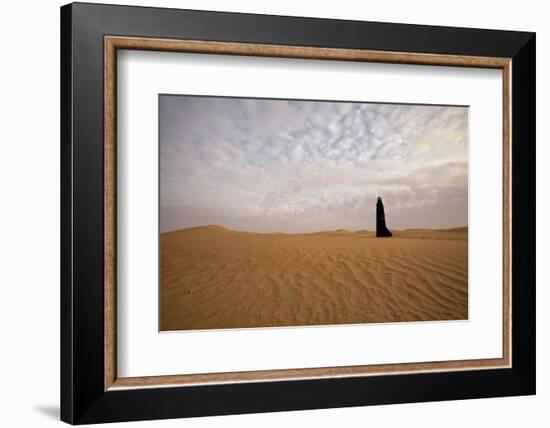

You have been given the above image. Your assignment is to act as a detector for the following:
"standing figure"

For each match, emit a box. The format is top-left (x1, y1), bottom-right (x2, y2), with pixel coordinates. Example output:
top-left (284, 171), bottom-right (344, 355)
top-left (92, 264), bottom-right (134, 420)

top-left (376, 197), bottom-right (392, 238)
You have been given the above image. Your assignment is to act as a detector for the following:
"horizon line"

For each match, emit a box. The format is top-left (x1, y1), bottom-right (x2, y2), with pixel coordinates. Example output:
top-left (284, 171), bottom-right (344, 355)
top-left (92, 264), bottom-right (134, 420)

top-left (161, 224), bottom-right (468, 235)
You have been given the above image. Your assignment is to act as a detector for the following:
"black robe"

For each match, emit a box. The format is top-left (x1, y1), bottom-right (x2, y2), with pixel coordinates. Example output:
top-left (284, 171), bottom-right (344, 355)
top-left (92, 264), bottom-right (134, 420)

top-left (376, 197), bottom-right (392, 238)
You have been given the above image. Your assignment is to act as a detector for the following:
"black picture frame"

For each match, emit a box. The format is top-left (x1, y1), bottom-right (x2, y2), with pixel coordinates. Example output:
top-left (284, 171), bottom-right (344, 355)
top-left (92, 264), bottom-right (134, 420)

top-left (61, 2), bottom-right (535, 424)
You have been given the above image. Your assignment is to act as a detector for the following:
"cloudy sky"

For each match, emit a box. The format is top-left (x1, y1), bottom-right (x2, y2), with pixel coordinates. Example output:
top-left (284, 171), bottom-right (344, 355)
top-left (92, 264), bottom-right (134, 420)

top-left (160, 95), bottom-right (468, 233)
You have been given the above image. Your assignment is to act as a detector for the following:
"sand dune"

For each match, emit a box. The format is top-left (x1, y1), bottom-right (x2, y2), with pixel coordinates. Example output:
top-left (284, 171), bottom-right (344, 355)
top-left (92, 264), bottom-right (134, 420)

top-left (160, 226), bottom-right (468, 331)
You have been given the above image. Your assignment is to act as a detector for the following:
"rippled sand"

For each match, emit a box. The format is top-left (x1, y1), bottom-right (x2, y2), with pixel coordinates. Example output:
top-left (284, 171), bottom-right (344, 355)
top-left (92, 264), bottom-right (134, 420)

top-left (160, 225), bottom-right (468, 331)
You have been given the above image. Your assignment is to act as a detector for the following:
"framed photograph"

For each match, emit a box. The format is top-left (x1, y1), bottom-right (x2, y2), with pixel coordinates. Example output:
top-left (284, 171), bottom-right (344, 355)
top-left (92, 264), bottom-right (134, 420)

top-left (60, 2), bottom-right (535, 424)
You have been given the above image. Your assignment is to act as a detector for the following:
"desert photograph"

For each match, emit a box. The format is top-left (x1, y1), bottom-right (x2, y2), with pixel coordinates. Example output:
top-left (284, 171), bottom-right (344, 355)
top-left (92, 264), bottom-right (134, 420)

top-left (159, 95), bottom-right (468, 331)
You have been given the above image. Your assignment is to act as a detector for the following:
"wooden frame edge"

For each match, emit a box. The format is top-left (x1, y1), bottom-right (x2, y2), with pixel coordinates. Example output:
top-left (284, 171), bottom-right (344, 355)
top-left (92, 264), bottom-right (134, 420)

top-left (502, 61), bottom-right (512, 368)
top-left (103, 35), bottom-right (512, 391)
top-left (104, 36), bottom-right (117, 390)
top-left (110, 357), bottom-right (508, 390)
top-left (105, 35), bottom-right (511, 68)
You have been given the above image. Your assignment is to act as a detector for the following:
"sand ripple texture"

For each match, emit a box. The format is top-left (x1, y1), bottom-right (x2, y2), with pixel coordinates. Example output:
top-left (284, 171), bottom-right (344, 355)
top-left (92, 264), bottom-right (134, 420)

top-left (160, 226), bottom-right (468, 331)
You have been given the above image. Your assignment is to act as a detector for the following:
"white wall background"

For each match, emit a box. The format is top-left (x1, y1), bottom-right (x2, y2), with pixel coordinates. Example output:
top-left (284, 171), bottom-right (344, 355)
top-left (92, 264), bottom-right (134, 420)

top-left (0, 0), bottom-right (546, 426)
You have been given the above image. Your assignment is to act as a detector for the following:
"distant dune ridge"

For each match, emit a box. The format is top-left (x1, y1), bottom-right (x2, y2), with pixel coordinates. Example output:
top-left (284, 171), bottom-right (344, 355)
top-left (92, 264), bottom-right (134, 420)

top-left (160, 225), bottom-right (468, 331)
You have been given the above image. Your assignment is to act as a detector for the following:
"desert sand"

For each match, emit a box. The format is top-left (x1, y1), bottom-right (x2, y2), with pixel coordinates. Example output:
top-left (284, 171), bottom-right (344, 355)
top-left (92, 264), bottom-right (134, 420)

top-left (160, 226), bottom-right (468, 331)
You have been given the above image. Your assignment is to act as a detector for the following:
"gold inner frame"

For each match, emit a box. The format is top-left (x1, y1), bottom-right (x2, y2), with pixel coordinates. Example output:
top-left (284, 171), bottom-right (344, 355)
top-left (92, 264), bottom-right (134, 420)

top-left (104, 35), bottom-right (512, 391)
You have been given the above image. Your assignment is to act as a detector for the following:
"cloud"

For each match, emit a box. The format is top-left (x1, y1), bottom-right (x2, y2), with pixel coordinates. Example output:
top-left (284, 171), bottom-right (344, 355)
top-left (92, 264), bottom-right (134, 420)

top-left (160, 96), bottom-right (468, 232)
